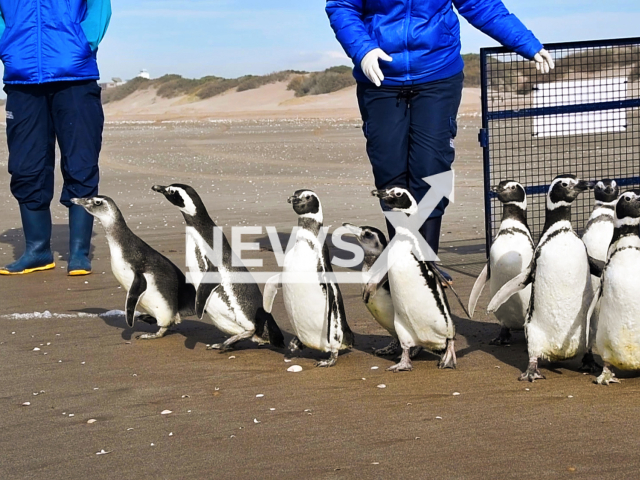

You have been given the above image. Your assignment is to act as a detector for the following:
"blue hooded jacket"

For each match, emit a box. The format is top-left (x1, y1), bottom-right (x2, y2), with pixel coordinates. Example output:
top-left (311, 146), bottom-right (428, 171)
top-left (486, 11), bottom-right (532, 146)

top-left (326, 0), bottom-right (543, 86)
top-left (0, 0), bottom-right (112, 84)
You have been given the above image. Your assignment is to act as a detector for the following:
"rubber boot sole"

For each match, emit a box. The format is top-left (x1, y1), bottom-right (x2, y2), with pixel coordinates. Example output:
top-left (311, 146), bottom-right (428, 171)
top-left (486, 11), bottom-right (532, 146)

top-left (0, 262), bottom-right (56, 275)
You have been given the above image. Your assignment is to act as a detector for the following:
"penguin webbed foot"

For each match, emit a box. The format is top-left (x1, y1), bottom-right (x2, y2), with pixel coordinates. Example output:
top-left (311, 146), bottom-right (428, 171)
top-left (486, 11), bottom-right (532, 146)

top-left (386, 347), bottom-right (413, 372)
top-left (438, 339), bottom-right (457, 369)
top-left (579, 351), bottom-right (603, 374)
top-left (595, 364), bottom-right (620, 385)
top-left (373, 338), bottom-right (399, 356)
top-left (207, 331), bottom-right (255, 352)
top-left (315, 351), bottom-right (338, 368)
top-left (285, 337), bottom-right (304, 359)
top-left (519, 360), bottom-right (545, 382)
top-left (136, 326), bottom-right (169, 340)
top-left (489, 327), bottom-right (512, 346)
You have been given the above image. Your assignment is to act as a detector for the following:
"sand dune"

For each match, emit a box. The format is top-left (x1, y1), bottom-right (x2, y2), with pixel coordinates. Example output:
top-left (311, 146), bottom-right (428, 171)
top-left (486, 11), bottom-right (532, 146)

top-left (103, 81), bottom-right (481, 121)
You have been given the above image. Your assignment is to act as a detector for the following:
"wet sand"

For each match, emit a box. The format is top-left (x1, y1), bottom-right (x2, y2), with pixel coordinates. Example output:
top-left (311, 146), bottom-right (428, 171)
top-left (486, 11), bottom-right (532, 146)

top-left (1, 115), bottom-right (639, 479)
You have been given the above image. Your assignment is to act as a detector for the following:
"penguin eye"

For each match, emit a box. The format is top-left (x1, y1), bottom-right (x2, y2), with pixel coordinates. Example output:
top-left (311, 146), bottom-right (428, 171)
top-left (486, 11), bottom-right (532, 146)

top-left (394, 191), bottom-right (402, 197)
top-left (94, 199), bottom-right (103, 206)
top-left (561, 182), bottom-right (568, 188)
top-left (364, 231), bottom-right (373, 239)
top-left (625, 196), bottom-right (632, 202)
top-left (510, 185), bottom-right (516, 190)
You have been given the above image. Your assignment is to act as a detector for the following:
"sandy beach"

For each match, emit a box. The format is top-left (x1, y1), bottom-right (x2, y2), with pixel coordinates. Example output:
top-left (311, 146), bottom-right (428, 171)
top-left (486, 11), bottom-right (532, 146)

top-left (1, 85), bottom-right (639, 479)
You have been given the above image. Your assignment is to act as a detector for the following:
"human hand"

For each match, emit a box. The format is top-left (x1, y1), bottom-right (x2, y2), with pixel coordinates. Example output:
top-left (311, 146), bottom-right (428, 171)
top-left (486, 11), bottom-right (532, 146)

top-left (533, 49), bottom-right (555, 74)
top-left (361, 48), bottom-right (393, 87)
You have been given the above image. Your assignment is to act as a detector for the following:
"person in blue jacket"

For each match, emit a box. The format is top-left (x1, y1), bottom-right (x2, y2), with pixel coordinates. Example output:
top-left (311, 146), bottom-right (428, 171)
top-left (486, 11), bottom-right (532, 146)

top-left (0, 0), bottom-right (111, 276)
top-left (326, 0), bottom-right (553, 283)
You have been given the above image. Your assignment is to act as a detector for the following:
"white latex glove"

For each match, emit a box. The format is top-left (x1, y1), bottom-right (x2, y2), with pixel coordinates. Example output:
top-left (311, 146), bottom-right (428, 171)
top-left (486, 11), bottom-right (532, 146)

top-left (361, 48), bottom-right (393, 87)
top-left (534, 49), bottom-right (555, 74)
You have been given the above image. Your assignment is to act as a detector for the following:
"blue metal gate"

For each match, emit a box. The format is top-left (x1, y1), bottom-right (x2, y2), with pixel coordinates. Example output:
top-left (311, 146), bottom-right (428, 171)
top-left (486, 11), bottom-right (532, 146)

top-left (480, 37), bottom-right (640, 254)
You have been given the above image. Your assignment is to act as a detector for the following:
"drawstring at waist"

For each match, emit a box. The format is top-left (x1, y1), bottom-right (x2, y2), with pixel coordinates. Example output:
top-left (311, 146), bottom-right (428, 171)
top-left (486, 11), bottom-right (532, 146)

top-left (396, 89), bottom-right (418, 108)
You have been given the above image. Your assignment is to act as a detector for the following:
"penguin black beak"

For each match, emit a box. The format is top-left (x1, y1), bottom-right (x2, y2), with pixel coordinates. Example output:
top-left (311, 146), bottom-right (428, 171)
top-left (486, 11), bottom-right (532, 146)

top-left (287, 195), bottom-right (300, 205)
top-left (371, 189), bottom-right (387, 199)
top-left (152, 185), bottom-right (167, 194)
top-left (342, 223), bottom-right (363, 236)
top-left (490, 186), bottom-right (500, 194)
top-left (576, 180), bottom-right (595, 192)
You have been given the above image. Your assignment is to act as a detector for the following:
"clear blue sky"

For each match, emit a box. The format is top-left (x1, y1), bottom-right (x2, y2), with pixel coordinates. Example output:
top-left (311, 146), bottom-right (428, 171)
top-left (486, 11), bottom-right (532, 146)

top-left (94, 0), bottom-right (640, 81)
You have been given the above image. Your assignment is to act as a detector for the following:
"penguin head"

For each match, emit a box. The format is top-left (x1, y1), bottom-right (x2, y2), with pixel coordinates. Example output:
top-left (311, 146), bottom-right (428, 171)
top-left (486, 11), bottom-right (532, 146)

top-left (594, 179), bottom-right (619, 203)
top-left (615, 190), bottom-right (640, 227)
top-left (371, 187), bottom-right (417, 214)
top-left (152, 184), bottom-right (202, 217)
top-left (71, 196), bottom-right (119, 224)
top-left (547, 175), bottom-right (594, 210)
top-left (342, 223), bottom-right (388, 256)
top-left (492, 180), bottom-right (526, 207)
top-left (288, 190), bottom-right (322, 219)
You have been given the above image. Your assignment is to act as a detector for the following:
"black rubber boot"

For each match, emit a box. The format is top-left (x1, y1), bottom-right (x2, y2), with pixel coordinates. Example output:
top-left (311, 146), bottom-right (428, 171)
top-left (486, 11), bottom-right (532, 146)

top-left (419, 216), bottom-right (453, 286)
top-left (0, 205), bottom-right (54, 275)
top-left (68, 204), bottom-right (93, 275)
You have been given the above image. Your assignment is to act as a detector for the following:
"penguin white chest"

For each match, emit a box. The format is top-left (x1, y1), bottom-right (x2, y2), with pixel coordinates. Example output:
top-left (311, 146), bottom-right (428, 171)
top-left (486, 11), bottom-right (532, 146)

top-left (596, 241), bottom-right (640, 370)
top-left (490, 231), bottom-right (533, 330)
top-left (282, 241), bottom-right (331, 352)
top-left (387, 239), bottom-right (451, 351)
top-left (526, 231), bottom-right (592, 361)
top-left (109, 243), bottom-right (135, 290)
top-left (582, 219), bottom-right (614, 262)
top-left (365, 287), bottom-right (395, 335)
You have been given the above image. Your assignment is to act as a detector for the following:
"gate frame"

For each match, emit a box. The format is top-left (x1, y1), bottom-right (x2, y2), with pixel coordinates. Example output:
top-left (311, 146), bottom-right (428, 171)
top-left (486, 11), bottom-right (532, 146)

top-left (479, 36), bottom-right (640, 256)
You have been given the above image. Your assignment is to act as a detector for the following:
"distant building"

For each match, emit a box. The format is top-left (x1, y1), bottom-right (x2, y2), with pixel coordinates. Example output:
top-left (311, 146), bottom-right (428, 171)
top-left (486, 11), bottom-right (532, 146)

top-left (99, 77), bottom-right (127, 90)
top-left (137, 69), bottom-right (150, 80)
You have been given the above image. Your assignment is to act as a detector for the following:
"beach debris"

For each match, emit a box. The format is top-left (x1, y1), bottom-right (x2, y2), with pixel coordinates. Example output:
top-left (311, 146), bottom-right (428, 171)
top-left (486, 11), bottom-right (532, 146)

top-left (270, 408), bottom-right (275, 411)
top-left (150, 443), bottom-right (155, 447)
top-left (377, 384), bottom-right (386, 389)
top-left (22, 402), bottom-right (31, 406)
top-left (453, 392), bottom-right (461, 396)
top-left (254, 418), bottom-right (260, 424)
top-left (127, 428), bottom-right (134, 431)
top-left (87, 419), bottom-right (97, 424)
top-left (284, 359), bottom-right (292, 363)
top-left (228, 356), bottom-right (236, 359)
top-left (169, 432), bottom-right (173, 436)
top-left (287, 365), bottom-right (303, 373)
top-left (32, 348), bottom-right (40, 351)
top-left (568, 395), bottom-right (574, 398)
top-left (161, 410), bottom-right (172, 415)
top-left (96, 449), bottom-right (110, 455)
top-left (181, 395), bottom-right (190, 398)
top-left (435, 416), bottom-right (442, 420)
top-left (68, 414), bottom-right (75, 417)
top-left (371, 366), bottom-right (379, 370)
top-left (256, 394), bottom-right (264, 398)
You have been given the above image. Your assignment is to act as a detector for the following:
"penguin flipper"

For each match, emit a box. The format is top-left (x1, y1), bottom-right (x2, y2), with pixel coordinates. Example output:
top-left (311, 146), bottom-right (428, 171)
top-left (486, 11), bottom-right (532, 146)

top-left (126, 273), bottom-right (148, 328)
top-left (487, 268), bottom-right (532, 314)
top-left (195, 281), bottom-right (220, 320)
top-left (428, 262), bottom-right (470, 319)
top-left (468, 263), bottom-right (489, 318)
top-left (588, 255), bottom-right (604, 278)
top-left (263, 274), bottom-right (281, 314)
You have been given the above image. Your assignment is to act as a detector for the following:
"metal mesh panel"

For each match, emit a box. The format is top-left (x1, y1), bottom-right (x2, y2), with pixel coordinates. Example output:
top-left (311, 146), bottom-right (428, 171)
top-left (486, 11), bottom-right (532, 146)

top-left (480, 38), bottom-right (640, 253)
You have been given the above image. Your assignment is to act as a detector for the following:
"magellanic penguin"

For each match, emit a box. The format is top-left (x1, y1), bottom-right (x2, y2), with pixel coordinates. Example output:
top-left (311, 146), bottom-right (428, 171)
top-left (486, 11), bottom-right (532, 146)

top-left (468, 181), bottom-right (534, 345)
top-left (71, 196), bottom-right (196, 339)
top-left (370, 187), bottom-right (458, 372)
top-left (152, 184), bottom-right (284, 351)
top-left (263, 190), bottom-right (354, 367)
top-left (580, 179), bottom-right (619, 370)
top-left (342, 223), bottom-right (423, 359)
top-left (589, 189), bottom-right (640, 385)
top-left (488, 175), bottom-right (595, 381)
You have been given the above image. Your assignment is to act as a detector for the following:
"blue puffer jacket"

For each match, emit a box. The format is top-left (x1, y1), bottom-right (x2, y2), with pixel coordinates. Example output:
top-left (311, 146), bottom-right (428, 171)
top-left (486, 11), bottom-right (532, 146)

top-left (0, 0), bottom-right (112, 84)
top-left (326, 0), bottom-right (543, 86)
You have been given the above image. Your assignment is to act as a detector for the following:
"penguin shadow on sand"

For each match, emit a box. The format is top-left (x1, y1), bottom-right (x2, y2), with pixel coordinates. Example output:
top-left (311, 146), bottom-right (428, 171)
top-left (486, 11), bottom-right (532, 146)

top-left (76, 306), bottom-right (232, 348)
top-left (0, 224), bottom-right (97, 265)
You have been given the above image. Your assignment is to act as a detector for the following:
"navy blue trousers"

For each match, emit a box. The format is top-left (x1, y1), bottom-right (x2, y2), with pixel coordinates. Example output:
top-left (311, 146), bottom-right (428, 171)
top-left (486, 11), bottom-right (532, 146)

top-left (5, 80), bottom-right (104, 210)
top-left (357, 72), bottom-right (464, 222)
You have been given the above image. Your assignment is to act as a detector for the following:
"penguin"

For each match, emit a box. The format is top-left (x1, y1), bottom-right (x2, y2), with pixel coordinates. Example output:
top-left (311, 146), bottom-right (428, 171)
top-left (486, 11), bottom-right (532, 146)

top-left (70, 196), bottom-right (196, 339)
top-left (263, 190), bottom-right (353, 367)
top-left (152, 184), bottom-right (284, 351)
top-left (589, 190), bottom-right (640, 385)
top-left (468, 181), bottom-right (534, 345)
top-left (342, 223), bottom-right (424, 359)
top-left (369, 187), bottom-right (457, 372)
top-left (488, 175), bottom-right (595, 381)
top-left (580, 179), bottom-right (619, 371)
